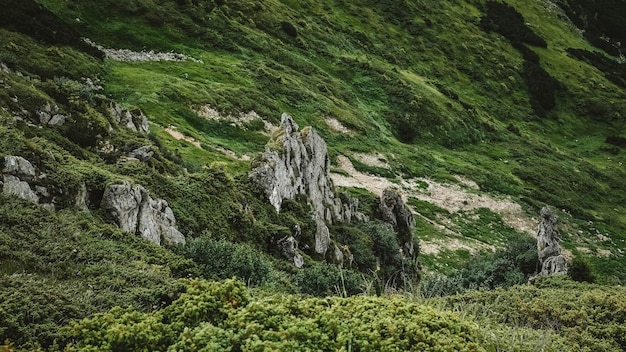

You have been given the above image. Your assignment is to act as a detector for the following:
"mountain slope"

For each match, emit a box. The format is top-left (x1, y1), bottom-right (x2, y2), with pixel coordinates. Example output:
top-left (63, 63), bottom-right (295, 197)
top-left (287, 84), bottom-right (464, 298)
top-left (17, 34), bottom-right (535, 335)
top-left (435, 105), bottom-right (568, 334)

top-left (1, 0), bottom-right (626, 349)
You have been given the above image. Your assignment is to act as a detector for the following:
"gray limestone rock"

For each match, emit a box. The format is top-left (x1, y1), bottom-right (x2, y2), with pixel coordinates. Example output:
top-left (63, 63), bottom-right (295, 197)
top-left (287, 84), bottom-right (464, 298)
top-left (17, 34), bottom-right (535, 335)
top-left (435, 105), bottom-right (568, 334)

top-left (37, 103), bottom-right (66, 126)
top-left (379, 188), bottom-right (415, 241)
top-left (278, 236), bottom-right (304, 268)
top-left (249, 113), bottom-right (366, 255)
top-left (378, 188), bottom-right (419, 266)
top-left (536, 206), bottom-right (567, 276)
top-left (3, 156), bottom-right (36, 179)
top-left (333, 245), bottom-right (344, 268)
top-left (1, 156), bottom-right (49, 205)
top-left (2, 175), bottom-right (39, 203)
top-left (101, 181), bottom-right (185, 246)
top-left (108, 102), bottom-right (149, 134)
top-left (101, 182), bottom-right (142, 233)
top-left (315, 217), bottom-right (331, 256)
top-left (128, 146), bottom-right (154, 162)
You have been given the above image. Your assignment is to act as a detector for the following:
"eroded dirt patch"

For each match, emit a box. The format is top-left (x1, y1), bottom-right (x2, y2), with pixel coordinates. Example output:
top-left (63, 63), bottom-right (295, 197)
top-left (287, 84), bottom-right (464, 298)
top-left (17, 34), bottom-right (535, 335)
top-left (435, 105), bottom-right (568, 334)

top-left (165, 126), bottom-right (250, 161)
top-left (353, 152), bottom-right (390, 169)
top-left (331, 155), bottom-right (537, 256)
top-left (194, 105), bottom-right (275, 133)
top-left (325, 117), bottom-right (352, 134)
top-left (165, 126), bottom-right (202, 148)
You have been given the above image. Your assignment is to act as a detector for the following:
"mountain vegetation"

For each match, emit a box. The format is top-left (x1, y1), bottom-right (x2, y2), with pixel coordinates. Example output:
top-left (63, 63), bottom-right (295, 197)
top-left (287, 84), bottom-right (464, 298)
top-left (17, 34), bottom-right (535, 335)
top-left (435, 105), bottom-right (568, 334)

top-left (1, 0), bottom-right (625, 350)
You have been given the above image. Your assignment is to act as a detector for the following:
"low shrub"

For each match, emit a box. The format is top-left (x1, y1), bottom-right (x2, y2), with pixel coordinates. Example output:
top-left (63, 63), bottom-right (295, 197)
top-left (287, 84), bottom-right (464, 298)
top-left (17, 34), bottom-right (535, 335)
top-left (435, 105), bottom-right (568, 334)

top-left (421, 234), bottom-right (538, 296)
top-left (184, 237), bottom-right (274, 286)
top-left (65, 278), bottom-right (484, 351)
top-left (293, 261), bottom-right (363, 297)
top-left (441, 276), bottom-right (626, 351)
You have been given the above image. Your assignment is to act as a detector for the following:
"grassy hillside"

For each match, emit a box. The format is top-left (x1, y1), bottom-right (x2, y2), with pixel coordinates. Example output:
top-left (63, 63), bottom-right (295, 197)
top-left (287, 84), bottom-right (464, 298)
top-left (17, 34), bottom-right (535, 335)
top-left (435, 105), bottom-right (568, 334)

top-left (1, 0), bottom-right (625, 350)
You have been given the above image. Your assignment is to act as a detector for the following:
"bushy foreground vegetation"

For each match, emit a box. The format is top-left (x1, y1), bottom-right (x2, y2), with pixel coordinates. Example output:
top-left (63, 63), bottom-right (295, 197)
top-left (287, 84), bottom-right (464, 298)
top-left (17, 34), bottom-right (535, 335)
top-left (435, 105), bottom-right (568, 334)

top-left (2, 277), bottom-right (615, 352)
top-left (61, 279), bottom-right (484, 351)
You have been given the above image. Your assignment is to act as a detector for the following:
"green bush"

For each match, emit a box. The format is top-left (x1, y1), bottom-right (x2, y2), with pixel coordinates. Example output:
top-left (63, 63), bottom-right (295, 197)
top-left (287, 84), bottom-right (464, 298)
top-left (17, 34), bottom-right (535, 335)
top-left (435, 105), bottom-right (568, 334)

top-left (65, 278), bottom-right (484, 351)
top-left (293, 262), bottom-right (363, 297)
top-left (441, 277), bottom-right (626, 351)
top-left (421, 234), bottom-right (538, 296)
top-left (569, 255), bottom-right (596, 283)
top-left (184, 237), bottom-right (273, 286)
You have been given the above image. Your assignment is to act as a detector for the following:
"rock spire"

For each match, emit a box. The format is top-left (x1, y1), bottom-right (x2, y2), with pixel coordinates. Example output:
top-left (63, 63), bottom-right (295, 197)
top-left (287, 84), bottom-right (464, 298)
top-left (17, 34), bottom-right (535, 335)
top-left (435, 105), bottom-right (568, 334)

top-left (536, 206), bottom-right (567, 276)
top-left (249, 113), bottom-right (366, 256)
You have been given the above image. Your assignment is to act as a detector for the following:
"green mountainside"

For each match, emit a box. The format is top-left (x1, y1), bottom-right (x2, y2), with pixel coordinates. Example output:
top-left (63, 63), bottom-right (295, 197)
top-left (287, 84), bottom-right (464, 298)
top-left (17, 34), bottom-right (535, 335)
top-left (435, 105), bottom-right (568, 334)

top-left (1, 0), bottom-right (625, 350)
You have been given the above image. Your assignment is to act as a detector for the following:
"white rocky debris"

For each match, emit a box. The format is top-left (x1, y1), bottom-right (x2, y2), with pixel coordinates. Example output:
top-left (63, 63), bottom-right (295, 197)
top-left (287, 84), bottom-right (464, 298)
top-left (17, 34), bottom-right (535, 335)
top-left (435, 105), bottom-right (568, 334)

top-left (83, 38), bottom-right (203, 63)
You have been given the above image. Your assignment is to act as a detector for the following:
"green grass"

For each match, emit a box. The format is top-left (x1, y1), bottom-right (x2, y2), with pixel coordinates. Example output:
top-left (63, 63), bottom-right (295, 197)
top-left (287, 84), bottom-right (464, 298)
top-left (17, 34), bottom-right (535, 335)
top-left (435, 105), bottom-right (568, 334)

top-left (2, 0), bottom-right (626, 348)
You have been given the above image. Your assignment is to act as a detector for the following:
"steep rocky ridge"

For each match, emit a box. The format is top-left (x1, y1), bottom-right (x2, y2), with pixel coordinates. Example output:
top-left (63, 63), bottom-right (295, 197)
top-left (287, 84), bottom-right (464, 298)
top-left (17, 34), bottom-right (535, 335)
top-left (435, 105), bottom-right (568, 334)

top-left (250, 113), bottom-right (367, 255)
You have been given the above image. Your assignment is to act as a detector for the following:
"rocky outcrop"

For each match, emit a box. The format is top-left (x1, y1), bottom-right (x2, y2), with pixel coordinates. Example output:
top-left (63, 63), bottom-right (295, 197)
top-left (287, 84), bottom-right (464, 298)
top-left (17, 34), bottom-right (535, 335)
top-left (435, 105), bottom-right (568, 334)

top-left (127, 146), bottom-right (154, 162)
top-left (101, 181), bottom-right (185, 246)
top-left (379, 188), bottom-right (417, 258)
top-left (249, 113), bottom-right (367, 256)
top-left (2, 175), bottom-right (39, 203)
top-left (1, 156), bottom-right (51, 207)
top-left (536, 206), bottom-right (567, 276)
top-left (36, 102), bottom-right (66, 126)
top-left (331, 245), bottom-right (354, 269)
top-left (108, 102), bottom-right (149, 134)
top-left (277, 236), bottom-right (304, 268)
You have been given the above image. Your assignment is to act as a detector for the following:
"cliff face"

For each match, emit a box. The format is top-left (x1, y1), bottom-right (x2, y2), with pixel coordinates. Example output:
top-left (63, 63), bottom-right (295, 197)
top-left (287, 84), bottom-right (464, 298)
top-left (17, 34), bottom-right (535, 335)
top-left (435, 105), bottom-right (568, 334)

top-left (249, 113), bottom-right (367, 255)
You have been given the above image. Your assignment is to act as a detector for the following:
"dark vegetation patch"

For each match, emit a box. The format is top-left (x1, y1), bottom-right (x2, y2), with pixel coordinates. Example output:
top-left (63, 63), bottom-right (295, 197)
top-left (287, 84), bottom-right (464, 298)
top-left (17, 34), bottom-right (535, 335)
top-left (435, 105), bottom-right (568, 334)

top-left (560, 0), bottom-right (626, 57)
top-left (0, 0), bottom-right (103, 60)
top-left (605, 135), bottom-right (626, 148)
top-left (567, 48), bottom-right (626, 89)
top-left (480, 1), bottom-right (557, 117)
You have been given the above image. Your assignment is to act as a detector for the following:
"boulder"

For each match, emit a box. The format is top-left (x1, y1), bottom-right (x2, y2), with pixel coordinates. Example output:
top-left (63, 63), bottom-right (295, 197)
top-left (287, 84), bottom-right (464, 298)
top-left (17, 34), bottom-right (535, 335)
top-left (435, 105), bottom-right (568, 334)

top-left (101, 182), bottom-right (142, 233)
top-left (249, 113), bottom-right (366, 256)
top-left (101, 181), bottom-right (185, 246)
top-left (2, 175), bottom-right (39, 203)
top-left (277, 236), bottom-right (304, 268)
top-left (1, 156), bottom-right (52, 206)
top-left (536, 206), bottom-right (567, 276)
top-left (37, 102), bottom-right (66, 126)
top-left (128, 145), bottom-right (154, 162)
top-left (108, 102), bottom-right (149, 134)
top-left (3, 155), bottom-right (36, 180)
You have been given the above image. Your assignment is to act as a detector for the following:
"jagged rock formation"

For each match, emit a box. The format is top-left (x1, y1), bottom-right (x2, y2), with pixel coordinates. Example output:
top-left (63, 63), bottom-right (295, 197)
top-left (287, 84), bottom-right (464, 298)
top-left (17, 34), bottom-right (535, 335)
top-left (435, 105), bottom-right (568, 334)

top-left (277, 236), bottom-right (304, 268)
top-left (536, 206), bottom-right (567, 276)
top-left (249, 113), bottom-right (367, 256)
top-left (108, 102), bottom-right (149, 134)
top-left (331, 244), bottom-right (354, 269)
top-left (101, 181), bottom-right (185, 246)
top-left (127, 146), bottom-right (154, 162)
top-left (37, 102), bottom-right (66, 126)
top-left (1, 156), bottom-right (52, 208)
top-left (379, 188), bottom-right (417, 259)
